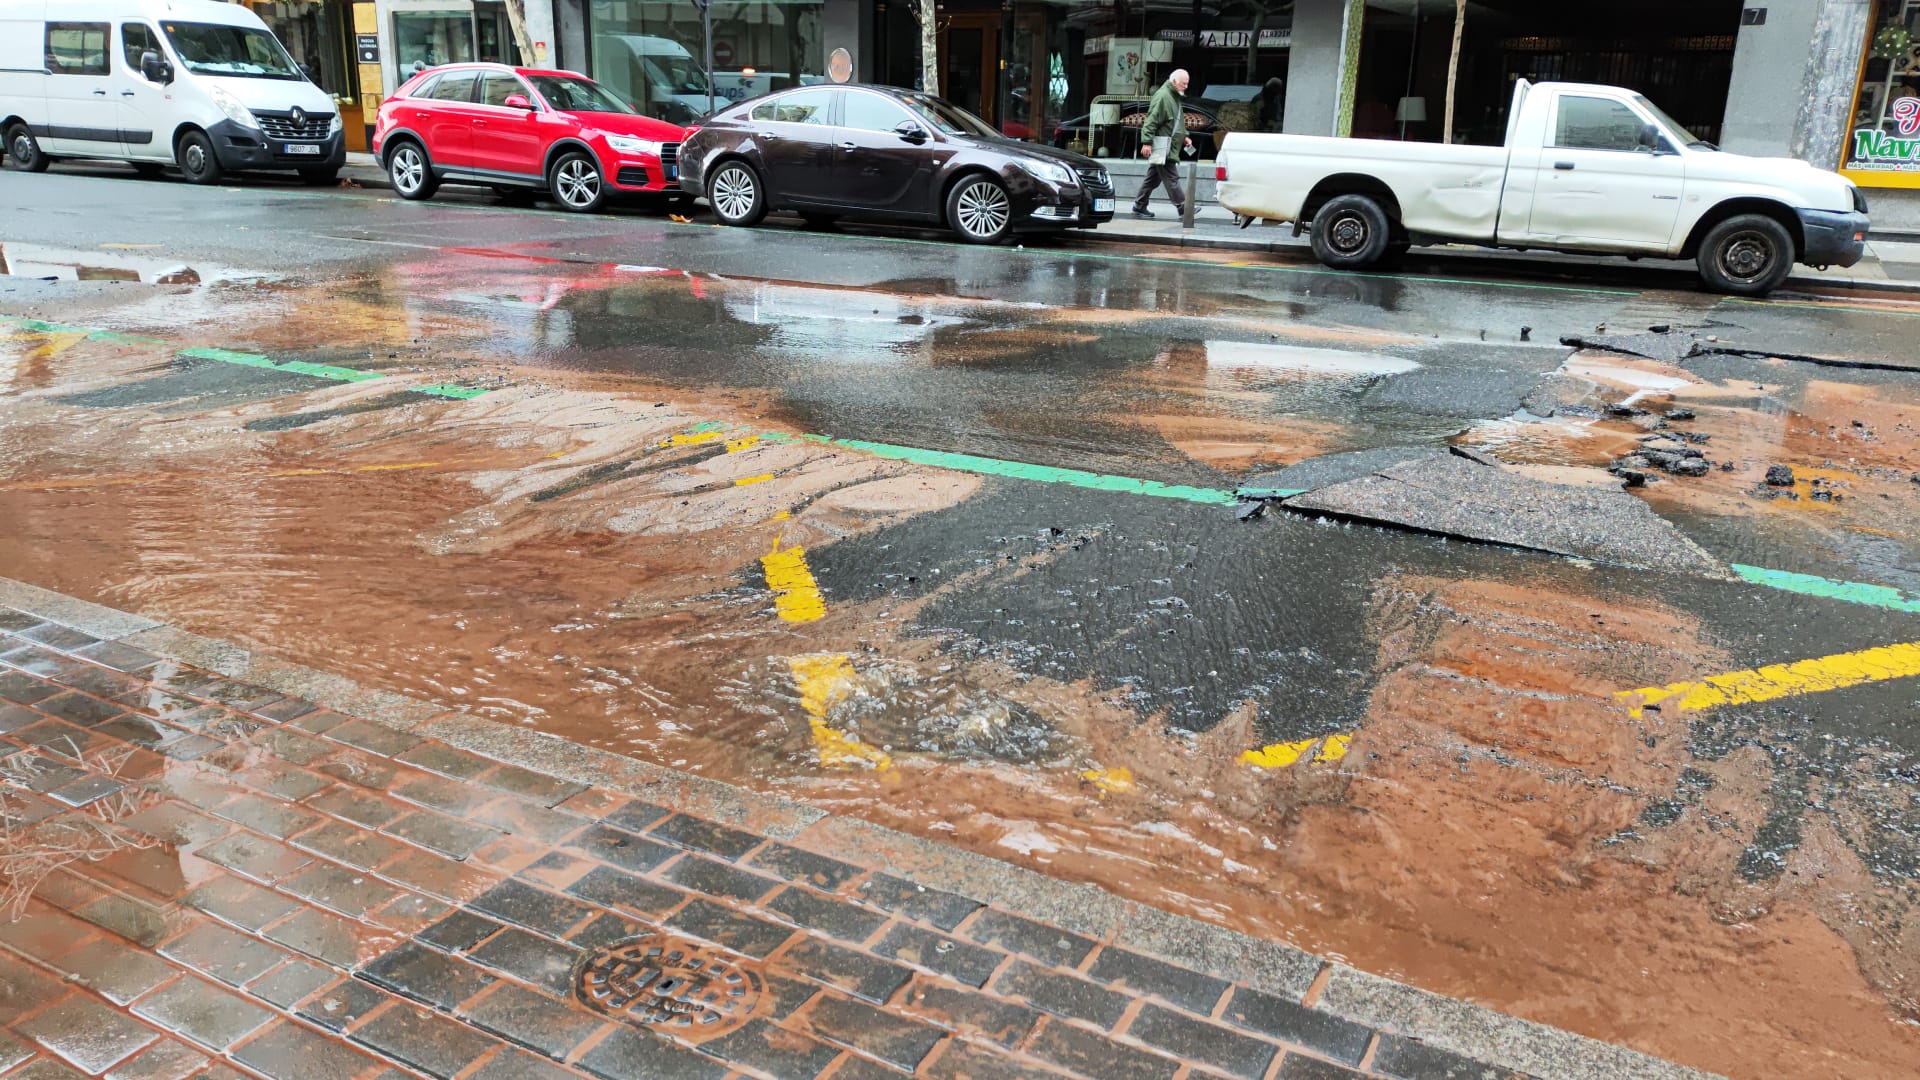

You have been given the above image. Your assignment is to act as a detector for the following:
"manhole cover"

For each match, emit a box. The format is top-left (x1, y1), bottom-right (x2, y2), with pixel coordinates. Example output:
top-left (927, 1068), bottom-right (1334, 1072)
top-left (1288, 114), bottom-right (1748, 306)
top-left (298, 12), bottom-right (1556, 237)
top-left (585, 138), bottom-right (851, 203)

top-left (575, 932), bottom-right (764, 1039)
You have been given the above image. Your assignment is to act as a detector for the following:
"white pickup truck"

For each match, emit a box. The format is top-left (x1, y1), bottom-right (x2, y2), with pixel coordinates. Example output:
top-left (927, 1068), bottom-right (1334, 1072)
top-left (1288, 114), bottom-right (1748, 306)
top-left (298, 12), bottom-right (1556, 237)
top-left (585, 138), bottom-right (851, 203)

top-left (1215, 80), bottom-right (1870, 295)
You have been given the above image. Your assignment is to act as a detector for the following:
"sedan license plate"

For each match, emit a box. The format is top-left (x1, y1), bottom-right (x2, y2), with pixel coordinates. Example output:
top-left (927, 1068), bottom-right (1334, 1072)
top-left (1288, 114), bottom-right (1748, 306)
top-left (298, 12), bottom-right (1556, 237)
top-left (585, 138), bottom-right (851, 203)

top-left (1093, 198), bottom-right (1115, 212)
top-left (284, 143), bottom-right (321, 155)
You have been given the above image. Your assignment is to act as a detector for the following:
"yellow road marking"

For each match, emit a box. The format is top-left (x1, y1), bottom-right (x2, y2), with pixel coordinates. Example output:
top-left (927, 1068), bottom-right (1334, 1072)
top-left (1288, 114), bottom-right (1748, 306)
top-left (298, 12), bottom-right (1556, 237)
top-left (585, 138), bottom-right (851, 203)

top-left (1241, 734), bottom-right (1351, 769)
top-left (725, 435), bottom-right (760, 453)
top-left (1079, 766), bottom-right (1134, 795)
top-left (788, 654), bottom-right (894, 771)
top-left (1619, 640), bottom-right (1920, 717)
top-left (761, 545), bottom-right (827, 622)
top-left (1, 329), bottom-right (88, 362)
top-left (663, 431), bottom-right (726, 447)
top-left (735, 474), bottom-right (775, 487)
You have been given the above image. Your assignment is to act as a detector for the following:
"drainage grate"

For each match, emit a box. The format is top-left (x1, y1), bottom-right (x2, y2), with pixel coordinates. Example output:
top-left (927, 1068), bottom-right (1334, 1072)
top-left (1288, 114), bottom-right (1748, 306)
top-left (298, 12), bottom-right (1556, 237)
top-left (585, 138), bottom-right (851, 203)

top-left (575, 932), bottom-right (765, 1039)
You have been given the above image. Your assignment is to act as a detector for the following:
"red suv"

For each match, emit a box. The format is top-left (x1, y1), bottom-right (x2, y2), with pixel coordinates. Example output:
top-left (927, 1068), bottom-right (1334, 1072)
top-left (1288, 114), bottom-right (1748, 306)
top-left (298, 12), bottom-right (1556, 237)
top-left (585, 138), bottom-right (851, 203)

top-left (374, 63), bottom-right (688, 213)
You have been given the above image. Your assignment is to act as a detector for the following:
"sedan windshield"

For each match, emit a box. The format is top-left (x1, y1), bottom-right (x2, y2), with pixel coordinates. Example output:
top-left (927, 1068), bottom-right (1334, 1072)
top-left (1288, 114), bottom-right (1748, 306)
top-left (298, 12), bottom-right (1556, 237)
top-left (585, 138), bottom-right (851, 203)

top-left (530, 75), bottom-right (635, 115)
top-left (898, 94), bottom-right (998, 139)
top-left (161, 22), bottom-right (301, 80)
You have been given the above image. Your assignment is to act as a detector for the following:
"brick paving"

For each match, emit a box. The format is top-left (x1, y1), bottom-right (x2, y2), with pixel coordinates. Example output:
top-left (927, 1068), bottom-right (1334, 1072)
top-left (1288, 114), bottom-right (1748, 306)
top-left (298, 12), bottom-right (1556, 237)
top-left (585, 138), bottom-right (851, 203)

top-left (0, 589), bottom-right (1707, 1080)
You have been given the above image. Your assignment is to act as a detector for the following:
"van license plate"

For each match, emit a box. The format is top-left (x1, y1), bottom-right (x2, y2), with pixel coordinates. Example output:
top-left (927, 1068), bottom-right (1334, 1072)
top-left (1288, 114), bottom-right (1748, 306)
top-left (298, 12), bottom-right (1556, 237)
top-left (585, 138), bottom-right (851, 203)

top-left (1093, 198), bottom-right (1115, 212)
top-left (284, 144), bottom-right (321, 155)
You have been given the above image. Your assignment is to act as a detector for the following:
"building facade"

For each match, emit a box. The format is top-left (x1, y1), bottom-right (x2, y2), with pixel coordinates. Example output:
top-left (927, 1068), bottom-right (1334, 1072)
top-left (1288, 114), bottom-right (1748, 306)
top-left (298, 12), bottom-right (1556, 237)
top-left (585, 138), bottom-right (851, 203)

top-left (270, 0), bottom-right (1915, 223)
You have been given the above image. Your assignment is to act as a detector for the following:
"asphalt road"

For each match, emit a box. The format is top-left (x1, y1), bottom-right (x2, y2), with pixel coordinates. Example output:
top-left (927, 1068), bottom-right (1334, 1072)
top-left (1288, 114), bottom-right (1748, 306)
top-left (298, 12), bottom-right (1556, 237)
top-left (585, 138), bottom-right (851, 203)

top-left (5, 165), bottom-right (1920, 1078)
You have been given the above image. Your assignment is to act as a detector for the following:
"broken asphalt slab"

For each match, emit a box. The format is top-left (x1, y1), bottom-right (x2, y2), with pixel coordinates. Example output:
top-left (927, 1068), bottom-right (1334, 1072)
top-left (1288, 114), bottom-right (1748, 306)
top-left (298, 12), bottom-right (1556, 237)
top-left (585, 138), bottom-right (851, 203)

top-left (1283, 454), bottom-right (1724, 575)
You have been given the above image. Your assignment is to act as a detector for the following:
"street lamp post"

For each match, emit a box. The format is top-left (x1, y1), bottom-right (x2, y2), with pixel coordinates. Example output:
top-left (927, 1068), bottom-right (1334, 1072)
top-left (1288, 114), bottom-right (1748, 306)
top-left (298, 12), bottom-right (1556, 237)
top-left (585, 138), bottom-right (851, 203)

top-left (694, 0), bottom-right (713, 118)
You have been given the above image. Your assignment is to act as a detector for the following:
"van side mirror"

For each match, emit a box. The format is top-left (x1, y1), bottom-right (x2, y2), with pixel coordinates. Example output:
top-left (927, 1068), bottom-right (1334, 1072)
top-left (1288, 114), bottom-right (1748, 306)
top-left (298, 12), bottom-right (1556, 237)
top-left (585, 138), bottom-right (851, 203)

top-left (895, 120), bottom-right (928, 144)
top-left (503, 93), bottom-right (534, 110)
top-left (140, 50), bottom-right (172, 85)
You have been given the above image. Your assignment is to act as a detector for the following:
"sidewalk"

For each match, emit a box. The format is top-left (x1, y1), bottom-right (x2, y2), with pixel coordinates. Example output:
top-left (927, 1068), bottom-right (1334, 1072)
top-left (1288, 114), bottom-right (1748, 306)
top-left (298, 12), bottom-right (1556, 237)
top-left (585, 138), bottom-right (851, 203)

top-left (0, 575), bottom-right (1709, 1080)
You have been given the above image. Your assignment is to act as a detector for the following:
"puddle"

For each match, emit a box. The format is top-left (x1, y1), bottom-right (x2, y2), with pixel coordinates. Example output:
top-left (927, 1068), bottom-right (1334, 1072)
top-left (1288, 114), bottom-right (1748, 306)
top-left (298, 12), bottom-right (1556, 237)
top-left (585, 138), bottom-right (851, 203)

top-left (0, 243), bottom-right (266, 287)
top-left (1204, 340), bottom-right (1420, 377)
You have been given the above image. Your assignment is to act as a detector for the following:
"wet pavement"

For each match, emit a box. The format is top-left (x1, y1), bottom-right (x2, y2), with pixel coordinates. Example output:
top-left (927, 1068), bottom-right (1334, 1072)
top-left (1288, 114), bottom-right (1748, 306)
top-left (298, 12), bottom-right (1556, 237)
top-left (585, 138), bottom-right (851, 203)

top-left (3, 168), bottom-right (1920, 1079)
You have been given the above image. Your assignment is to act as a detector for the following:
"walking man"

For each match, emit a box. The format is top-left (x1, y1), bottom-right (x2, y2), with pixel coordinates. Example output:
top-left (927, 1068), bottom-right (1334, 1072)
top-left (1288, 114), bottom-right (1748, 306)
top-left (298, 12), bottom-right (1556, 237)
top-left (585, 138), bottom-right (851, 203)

top-left (1131, 69), bottom-right (1195, 219)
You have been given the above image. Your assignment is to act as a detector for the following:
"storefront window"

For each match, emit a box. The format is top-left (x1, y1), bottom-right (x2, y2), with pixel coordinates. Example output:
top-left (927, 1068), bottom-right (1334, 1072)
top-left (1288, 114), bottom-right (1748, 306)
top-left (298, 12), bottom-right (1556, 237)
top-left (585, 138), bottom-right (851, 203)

top-left (589, 0), bottom-right (828, 126)
top-left (394, 11), bottom-right (475, 76)
top-left (1842, 0), bottom-right (1920, 186)
top-left (251, 1), bottom-right (353, 99)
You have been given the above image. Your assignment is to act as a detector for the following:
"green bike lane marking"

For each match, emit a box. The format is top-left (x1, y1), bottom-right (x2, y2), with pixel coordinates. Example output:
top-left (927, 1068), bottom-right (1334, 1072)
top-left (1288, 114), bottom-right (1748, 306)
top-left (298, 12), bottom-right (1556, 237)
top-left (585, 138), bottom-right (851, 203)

top-left (739, 427), bottom-right (1920, 613)
top-left (1730, 564), bottom-right (1920, 614)
top-left (2, 314), bottom-right (489, 400)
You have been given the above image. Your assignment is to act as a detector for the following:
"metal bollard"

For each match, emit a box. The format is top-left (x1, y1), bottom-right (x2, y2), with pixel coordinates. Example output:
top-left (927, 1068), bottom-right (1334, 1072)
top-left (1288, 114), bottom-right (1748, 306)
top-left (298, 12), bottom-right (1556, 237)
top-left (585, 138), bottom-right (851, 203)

top-left (1182, 158), bottom-right (1198, 231)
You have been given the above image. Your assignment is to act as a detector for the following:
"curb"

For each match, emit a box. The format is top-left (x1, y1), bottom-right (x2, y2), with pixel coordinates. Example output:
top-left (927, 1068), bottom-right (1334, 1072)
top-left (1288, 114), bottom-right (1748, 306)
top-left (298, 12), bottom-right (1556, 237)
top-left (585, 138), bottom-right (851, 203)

top-left (0, 573), bottom-right (1719, 1080)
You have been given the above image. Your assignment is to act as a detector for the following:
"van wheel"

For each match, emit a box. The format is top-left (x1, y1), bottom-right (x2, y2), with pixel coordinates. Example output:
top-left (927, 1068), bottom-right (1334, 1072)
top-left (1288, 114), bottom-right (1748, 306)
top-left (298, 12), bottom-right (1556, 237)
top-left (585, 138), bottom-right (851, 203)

top-left (548, 150), bottom-right (606, 213)
top-left (5, 123), bottom-right (49, 173)
top-left (1310, 194), bottom-right (1394, 270)
top-left (386, 142), bottom-right (436, 200)
top-left (1697, 213), bottom-right (1794, 296)
top-left (707, 160), bottom-right (766, 226)
top-left (176, 130), bottom-right (223, 185)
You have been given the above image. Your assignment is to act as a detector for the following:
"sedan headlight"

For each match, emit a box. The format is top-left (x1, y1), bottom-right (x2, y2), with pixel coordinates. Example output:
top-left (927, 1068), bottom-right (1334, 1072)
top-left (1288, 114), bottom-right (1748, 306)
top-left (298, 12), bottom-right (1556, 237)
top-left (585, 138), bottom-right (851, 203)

top-left (209, 86), bottom-right (256, 129)
top-left (606, 135), bottom-right (663, 157)
top-left (1014, 158), bottom-right (1075, 186)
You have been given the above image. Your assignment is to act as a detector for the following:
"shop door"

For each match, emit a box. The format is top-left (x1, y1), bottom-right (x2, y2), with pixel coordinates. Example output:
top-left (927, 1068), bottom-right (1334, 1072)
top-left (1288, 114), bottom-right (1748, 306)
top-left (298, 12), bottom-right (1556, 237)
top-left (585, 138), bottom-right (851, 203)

top-left (939, 14), bottom-right (998, 127)
top-left (999, 11), bottom-right (1047, 141)
top-left (474, 2), bottom-right (520, 65)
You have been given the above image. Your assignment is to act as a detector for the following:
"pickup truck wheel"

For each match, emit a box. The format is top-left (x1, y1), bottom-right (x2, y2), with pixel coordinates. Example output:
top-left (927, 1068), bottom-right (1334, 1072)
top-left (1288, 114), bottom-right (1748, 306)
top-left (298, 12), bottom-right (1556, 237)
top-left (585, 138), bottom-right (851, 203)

top-left (1310, 194), bottom-right (1394, 270)
top-left (1697, 214), bottom-right (1794, 296)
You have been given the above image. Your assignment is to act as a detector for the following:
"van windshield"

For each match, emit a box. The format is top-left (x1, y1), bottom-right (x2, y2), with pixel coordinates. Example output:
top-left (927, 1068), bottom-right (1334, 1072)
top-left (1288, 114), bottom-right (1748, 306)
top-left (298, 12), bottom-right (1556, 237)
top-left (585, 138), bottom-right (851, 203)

top-left (645, 55), bottom-right (709, 95)
top-left (162, 22), bottom-right (302, 80)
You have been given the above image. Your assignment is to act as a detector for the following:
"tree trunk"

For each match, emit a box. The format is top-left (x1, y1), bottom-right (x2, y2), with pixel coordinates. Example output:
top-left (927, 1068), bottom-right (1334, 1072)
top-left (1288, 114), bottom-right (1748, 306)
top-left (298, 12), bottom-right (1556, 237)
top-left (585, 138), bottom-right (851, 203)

top-left (920, 0), bottom-right (940, 96)
top-left (1443, 0), bottom-right (1465, 144)
top-left (501, 0), bottom-right (534, 65)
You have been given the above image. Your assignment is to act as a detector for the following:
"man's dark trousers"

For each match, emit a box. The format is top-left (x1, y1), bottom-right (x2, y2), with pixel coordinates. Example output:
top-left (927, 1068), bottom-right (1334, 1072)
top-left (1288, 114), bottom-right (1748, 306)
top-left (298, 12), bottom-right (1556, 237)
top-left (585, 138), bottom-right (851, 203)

top-left (1134, 161), bottom-right (1185, 214)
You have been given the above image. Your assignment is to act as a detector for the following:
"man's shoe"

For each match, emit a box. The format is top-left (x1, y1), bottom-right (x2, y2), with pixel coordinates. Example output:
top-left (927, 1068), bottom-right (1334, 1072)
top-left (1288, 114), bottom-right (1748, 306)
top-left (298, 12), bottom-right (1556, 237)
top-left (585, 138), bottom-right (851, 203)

top-left (1130, 208), bottom-right (1155, 219)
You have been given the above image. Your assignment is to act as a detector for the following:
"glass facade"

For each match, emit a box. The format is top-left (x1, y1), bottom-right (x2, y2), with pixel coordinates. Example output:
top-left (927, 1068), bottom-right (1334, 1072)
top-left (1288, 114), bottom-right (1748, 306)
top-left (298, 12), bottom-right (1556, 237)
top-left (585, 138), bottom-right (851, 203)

top-left (251, 1), bottom-right (354, 98)
top-left (587, 0), bottom-right (830, 126)
top-left (1842, 0), bottom-right (1920, 187)
top-left (875, 1), bottom-right (1292, 161)
top-left (394, 11), bottom-right (476, 74)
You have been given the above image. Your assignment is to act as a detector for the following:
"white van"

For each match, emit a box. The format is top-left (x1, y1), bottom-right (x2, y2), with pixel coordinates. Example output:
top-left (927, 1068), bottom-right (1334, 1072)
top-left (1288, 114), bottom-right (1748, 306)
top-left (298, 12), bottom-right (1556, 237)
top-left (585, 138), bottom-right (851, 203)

top-left (591, 34), bottom-right (710, 125)
top-left (0, 0), bottom-right (344, 184)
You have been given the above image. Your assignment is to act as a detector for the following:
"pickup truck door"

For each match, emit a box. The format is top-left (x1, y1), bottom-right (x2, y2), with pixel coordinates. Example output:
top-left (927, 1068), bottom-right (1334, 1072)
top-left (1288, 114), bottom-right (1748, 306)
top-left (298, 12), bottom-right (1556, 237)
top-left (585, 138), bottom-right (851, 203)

top-left (1517, 94), bottom-right (1683, 251)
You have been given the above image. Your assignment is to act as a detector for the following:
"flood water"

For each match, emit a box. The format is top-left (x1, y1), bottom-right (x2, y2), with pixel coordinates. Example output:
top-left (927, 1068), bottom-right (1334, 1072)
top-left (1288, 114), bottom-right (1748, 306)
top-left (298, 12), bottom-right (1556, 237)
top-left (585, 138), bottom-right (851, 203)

top-left (4, 177), bottom-right (1920, 1078)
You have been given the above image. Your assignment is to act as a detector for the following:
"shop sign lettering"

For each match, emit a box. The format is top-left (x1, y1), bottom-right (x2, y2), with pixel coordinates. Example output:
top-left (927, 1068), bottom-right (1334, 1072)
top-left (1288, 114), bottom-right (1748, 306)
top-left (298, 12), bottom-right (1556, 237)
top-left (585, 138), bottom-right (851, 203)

top-left (1851, 128), bottom-right (1920, 169)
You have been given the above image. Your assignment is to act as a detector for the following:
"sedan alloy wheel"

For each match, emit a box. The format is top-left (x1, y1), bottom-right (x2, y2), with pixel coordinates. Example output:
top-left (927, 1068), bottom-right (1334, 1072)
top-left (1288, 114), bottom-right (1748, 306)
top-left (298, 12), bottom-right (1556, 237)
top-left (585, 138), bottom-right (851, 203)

top-left (708, 161), bottom-right (766, 226)
top-left (949, 176), bottom-right (1012, 244)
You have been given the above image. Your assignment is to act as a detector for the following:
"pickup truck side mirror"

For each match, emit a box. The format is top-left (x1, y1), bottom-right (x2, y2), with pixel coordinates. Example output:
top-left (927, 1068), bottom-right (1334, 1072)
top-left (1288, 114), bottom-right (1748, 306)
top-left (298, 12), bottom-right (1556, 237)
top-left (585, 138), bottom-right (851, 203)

top-left (1638, 123), bottom-right (1660, 151)
top-left (895, 121), bottom-right (928, 144)
top-left (140, 49), bottom-right (172, 85)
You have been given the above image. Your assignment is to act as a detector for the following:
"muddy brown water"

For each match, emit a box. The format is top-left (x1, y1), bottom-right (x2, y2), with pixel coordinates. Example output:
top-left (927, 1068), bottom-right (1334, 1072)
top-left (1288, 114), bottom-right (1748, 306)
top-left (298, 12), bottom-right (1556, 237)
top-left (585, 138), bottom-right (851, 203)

top-left (5, 266), bottom-right (1920, 1078)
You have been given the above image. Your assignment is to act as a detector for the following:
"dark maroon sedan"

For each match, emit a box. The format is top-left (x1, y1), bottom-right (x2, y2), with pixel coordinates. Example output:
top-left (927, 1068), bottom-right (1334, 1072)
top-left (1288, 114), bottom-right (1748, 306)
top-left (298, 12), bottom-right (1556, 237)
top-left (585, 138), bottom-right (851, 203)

top-left (677, 85), bottom-right (1115, 244)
